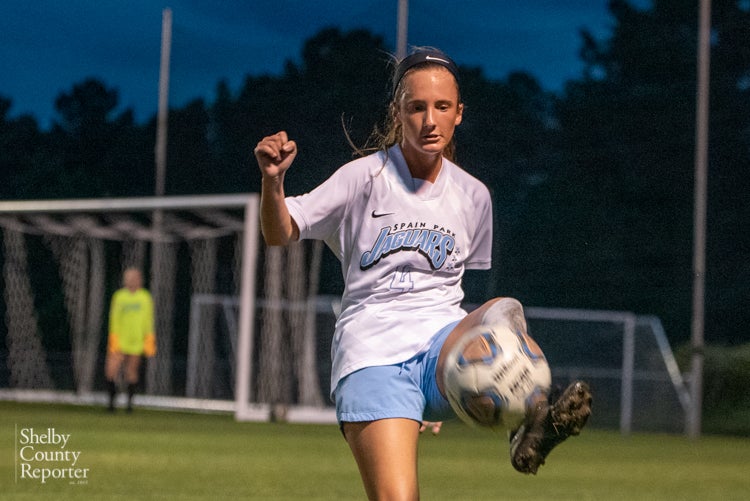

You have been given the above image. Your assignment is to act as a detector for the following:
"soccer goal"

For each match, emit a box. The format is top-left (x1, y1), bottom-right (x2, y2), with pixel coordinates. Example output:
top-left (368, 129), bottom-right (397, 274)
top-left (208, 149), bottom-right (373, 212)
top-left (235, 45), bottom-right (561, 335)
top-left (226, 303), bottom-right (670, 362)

top-left (0, 193), bottom-right (331, 417)
top-left (521, 306), bottom-right (692, 435)
top-left (242, 295), bottom-right (694, 434)
top-left (230, 294), bottom-right (692, 433)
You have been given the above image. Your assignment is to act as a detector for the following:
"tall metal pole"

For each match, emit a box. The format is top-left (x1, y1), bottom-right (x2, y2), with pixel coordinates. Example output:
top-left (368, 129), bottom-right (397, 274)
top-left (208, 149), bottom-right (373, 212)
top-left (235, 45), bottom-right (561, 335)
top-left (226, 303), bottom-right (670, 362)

top-left (688, 0), bottom-right (711, 439)
top-left (396, 0), bottom-right (408, 60)
top-left (155, 7), bottom-right (172, 198)
top-left (148, 7), bottom-right (173, 395)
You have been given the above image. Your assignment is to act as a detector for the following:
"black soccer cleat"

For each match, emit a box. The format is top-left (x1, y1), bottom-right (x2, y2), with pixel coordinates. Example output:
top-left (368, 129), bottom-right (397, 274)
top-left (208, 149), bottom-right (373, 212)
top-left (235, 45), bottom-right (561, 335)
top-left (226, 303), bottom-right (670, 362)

top-left (509, 380), bottom-right (592, 474)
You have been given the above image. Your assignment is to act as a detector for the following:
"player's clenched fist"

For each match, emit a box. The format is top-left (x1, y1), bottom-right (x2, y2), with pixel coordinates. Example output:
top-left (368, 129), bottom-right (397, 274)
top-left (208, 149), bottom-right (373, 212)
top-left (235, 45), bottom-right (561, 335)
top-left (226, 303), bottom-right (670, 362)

top-left (254, 131), bottom-right (297, 178)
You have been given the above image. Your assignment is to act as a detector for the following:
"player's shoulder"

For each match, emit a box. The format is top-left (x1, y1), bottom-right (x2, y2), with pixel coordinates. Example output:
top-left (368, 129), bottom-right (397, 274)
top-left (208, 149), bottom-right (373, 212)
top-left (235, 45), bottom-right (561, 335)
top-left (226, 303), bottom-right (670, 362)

top-left (443, 158), bottom-right (491, 200)
top-left (324, 150), bottom-right (389, 192)
top-left (336, 149), bottom-right (388, 176)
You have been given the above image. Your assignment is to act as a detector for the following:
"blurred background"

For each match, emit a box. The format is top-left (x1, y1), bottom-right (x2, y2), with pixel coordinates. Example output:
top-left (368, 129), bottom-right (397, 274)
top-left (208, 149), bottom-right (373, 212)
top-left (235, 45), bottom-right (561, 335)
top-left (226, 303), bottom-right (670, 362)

top-left (0, 0), bottom-right (748, 436)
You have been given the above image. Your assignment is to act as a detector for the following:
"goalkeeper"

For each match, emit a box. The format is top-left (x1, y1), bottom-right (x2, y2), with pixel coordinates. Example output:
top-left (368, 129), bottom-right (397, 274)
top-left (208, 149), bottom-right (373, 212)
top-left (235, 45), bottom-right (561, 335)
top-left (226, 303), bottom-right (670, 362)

top-left (104, 267), bottom-right (156, 412)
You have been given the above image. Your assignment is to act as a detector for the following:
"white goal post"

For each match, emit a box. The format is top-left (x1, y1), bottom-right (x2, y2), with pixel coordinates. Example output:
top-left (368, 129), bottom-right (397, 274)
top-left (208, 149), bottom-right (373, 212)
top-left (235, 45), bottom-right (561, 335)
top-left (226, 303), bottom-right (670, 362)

top-left (0, 193), bottom-right (329, 420)
top-left (235, 293), bottom-right (695, 433)
top-left (0, 194), bottom-right (260, 407)
top-left (522, 306), bottom-right (692, 436)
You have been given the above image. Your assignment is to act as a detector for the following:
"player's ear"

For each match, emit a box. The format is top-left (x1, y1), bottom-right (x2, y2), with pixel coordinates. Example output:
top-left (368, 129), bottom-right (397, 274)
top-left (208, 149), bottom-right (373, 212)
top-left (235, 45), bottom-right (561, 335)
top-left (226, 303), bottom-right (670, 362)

top-left (454, 103), bottom-right (464, 126)
top-left (391, 101), bottom-right (401, 125)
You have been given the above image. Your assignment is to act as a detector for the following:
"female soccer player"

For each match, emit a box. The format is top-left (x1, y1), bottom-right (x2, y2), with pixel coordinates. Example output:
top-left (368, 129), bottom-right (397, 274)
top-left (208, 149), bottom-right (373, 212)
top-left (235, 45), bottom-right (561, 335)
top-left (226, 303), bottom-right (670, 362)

top-left (254, 48), bottom-right (591, 499)
top-left (105, 267), bottom-right (156, 412)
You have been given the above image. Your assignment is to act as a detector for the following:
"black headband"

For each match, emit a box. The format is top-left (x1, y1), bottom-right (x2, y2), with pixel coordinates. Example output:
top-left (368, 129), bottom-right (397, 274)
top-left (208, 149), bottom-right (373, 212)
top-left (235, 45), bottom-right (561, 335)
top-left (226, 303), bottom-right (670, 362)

top-left (392, 50), bottom-right (460, 95)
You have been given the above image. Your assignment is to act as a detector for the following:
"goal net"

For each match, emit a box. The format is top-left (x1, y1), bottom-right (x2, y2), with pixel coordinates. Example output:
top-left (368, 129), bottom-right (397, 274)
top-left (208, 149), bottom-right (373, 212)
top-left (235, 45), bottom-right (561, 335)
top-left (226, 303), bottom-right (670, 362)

top-left (232, 297), bottom-right (691, 433)
top-left (0, 194), bottom-right (326, 413)
top-left (522, 306), bottom-right (691, 435)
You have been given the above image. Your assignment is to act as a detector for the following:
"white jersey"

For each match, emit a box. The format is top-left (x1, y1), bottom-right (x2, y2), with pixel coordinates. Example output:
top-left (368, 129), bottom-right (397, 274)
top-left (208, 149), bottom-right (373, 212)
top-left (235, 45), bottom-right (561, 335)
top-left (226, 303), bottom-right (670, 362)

top-left (286, 144), bottom-right (492, 396)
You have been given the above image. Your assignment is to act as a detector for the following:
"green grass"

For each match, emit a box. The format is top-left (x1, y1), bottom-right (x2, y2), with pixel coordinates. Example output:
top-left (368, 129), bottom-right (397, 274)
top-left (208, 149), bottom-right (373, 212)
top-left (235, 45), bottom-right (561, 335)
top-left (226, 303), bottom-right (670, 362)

top-left (2, 401), bottom-right (749, 500)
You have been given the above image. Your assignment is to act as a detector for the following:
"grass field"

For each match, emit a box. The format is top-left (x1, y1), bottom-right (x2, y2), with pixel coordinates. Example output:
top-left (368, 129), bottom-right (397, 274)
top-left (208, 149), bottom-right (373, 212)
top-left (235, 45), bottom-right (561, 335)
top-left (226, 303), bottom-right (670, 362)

top-left (2, 401), bottom-right (749, 500)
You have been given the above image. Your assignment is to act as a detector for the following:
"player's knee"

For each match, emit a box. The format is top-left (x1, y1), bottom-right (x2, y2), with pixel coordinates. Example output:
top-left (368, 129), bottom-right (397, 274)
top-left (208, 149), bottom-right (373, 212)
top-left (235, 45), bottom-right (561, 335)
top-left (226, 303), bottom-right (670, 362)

top-left (480, 297), bottom-right (526, 329)
top-left (370, 483), bottom-right (418, 501)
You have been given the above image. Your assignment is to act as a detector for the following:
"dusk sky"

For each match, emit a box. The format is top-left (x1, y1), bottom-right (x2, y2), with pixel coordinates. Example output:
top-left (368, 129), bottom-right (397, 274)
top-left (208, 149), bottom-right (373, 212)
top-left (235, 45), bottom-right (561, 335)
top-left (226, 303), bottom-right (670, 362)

top-left (1, 1), bottom-right (650, 128)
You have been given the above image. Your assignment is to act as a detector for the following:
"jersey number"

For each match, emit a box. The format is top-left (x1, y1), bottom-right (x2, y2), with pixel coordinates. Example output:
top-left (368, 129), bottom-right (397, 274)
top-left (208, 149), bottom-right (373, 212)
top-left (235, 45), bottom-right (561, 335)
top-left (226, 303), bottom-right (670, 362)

top-left (390, 266), bottom-right (414, 292)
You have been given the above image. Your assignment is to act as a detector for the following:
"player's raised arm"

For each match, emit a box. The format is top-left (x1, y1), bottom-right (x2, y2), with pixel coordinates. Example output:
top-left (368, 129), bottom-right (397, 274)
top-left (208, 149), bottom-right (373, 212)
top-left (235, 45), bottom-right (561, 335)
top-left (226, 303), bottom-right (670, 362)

top-left (254, 131), bottom-right (300, 246)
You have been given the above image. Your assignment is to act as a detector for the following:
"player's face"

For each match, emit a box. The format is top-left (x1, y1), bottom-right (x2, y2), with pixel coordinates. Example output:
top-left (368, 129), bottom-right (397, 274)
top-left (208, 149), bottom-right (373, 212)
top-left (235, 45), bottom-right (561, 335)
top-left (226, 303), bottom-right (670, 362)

top-left (124, 269), bottom-right (142, 291)
top-left (395, 67), bottom-right (463, 159)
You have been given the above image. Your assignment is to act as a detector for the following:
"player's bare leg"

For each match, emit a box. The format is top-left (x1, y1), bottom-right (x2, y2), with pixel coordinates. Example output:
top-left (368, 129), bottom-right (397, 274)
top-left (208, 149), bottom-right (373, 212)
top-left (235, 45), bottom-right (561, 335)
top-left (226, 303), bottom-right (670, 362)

top-left (343, 418), bottom-right (420, 501)
top-left (104, 352), bottom-right (125, 412)
top-left (477, 297), bottom-right (529, 335)
top-left (437, 297), bottom-right (592, 473)
top-left (436, 297), bottom-right (521, 396)
top-left (481, 301), bottom-right (592, 474)
top-left (123, 354), bottom-right (142, 413)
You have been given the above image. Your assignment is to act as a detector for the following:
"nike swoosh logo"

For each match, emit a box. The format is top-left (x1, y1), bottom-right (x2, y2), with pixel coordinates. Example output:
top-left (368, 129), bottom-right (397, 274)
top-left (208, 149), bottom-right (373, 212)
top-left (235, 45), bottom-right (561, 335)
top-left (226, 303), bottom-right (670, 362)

top-left (371, 210), bottom-right (394, 218)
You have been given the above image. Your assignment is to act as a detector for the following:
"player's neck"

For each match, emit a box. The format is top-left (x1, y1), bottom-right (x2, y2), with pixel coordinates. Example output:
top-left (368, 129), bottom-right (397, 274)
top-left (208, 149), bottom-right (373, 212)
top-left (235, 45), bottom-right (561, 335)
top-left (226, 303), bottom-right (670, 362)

top-left (401, 147), bottom-right (442, 183)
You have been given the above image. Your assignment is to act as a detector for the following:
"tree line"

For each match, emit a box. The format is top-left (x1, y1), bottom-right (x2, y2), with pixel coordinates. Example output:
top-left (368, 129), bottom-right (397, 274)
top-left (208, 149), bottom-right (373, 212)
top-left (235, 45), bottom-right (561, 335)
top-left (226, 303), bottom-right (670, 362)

top-left (1, 0), bottom-right (748, 346)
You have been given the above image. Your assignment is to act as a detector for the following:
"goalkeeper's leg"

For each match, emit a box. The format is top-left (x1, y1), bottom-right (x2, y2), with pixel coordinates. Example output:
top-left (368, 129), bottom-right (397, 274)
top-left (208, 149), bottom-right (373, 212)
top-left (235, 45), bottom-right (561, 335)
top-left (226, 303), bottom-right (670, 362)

top-left (104, 352), bottom-right (125, 412)
top-left (124, 355), bottom-right (142, 413)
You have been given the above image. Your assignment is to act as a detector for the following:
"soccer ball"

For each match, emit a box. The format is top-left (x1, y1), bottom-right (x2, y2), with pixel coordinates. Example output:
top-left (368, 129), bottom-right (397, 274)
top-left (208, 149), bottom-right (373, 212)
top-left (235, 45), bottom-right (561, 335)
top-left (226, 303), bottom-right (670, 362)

top-left (442, 323), bottom-right (551, 430)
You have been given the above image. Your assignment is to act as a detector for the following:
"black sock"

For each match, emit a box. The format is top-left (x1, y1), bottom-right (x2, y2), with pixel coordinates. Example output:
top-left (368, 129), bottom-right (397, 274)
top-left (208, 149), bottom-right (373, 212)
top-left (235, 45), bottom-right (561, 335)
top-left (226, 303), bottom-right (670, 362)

top-left (127, 383), bottom-right (137, 411)
top-left (107, 380), bottom-right (117, 410)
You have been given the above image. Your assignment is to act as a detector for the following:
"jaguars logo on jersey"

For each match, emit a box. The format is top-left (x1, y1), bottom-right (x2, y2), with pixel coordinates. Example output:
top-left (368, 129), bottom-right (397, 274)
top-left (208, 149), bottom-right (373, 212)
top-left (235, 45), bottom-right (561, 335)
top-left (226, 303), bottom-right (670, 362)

top-left (360, 222), bottom-right (456, 271)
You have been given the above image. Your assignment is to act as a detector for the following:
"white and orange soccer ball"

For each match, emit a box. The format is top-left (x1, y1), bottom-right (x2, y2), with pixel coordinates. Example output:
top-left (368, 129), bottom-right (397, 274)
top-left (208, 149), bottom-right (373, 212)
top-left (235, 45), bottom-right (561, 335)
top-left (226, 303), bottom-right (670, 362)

top-left (442, 323), bottom-right (552, 431)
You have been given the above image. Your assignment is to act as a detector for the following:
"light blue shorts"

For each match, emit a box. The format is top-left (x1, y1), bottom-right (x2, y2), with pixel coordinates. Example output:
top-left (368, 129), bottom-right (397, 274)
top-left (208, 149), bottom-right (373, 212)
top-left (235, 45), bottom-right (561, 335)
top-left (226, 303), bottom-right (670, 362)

top-left (334, 320), bottom-right (460, 424)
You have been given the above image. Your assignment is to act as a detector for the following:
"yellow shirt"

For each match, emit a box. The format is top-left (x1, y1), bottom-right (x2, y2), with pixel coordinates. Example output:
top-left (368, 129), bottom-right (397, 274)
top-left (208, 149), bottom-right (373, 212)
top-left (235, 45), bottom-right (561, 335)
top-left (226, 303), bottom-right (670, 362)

top-left (108, 288), bottom-right (154, 355)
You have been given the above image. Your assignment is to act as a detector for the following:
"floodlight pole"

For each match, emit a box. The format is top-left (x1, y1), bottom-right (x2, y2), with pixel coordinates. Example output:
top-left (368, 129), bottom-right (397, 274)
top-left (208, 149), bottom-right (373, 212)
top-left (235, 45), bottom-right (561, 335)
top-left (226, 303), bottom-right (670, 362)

top-left (396, 0), bottom-right (408, 60)
top-left (688, 0), bottom-right (711, 439)
top-left (155, 7), bottom-right (172, 198)
top-left (147, 7), bottom-right (173, 394)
